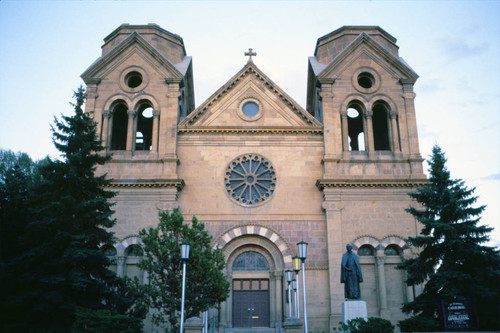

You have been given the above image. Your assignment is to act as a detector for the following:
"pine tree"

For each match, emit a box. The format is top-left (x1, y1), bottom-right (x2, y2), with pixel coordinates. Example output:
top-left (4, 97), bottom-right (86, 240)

top-left (137, 209), bottom-right (230, 331)
top-left (7, 87), bottom-right (119, 331)
top-left (0, 161), bottom-right (36, 330)
top-left (398, 145), bottom-right (500, 330)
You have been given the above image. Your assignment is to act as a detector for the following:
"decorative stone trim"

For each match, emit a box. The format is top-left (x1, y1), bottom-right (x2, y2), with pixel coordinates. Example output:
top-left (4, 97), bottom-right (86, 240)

top-left (214, 224), bottom-right (293, 266)
top-left (316, 178), bottom-right (427, 190)
top-left (352, 234), bottom-right (413, 256)
top-left (178, 127), bottom-right (323, 135)
top-left (108, 179), bottom-right (185, 190)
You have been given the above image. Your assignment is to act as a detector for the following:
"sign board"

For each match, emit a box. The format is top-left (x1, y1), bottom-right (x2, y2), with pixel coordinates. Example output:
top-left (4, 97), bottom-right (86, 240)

top-left (438, 297), bottom-right (478, 331)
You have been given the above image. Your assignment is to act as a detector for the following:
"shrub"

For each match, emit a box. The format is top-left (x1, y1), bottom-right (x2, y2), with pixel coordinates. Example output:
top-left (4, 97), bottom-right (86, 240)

top-left (398, 315), bottom-right (441, 332)
top-left (72, 307), bottom-right (143, 333)
top-left (340, 316), bottom-right (394, 333)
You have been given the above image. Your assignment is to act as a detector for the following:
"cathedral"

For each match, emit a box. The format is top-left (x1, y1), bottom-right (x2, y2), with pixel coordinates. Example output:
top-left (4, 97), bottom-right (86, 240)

top-left (81, 24), bottom-right (427, 332)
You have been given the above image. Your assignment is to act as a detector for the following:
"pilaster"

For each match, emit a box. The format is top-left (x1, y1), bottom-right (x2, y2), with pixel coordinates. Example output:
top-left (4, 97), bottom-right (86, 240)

top-left (321, 191), bottom-right (344, 330)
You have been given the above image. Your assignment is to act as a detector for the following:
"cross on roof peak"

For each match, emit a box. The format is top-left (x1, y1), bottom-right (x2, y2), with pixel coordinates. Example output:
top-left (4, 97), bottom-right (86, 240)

top-left (244, 48), bottom-right (257, 62)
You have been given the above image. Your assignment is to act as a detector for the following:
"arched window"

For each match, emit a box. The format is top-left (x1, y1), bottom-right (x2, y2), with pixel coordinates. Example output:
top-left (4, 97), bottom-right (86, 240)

top-left (358, 245), bottom-right (375, 256)
top-left (233, 251), bottom-right (269, 271)
top-left (110, 102), bottom-right (128, 150)
top-left (346, 102), bottom-right (365, 151)
top-left (135, 101), bottom-right (154, 151)
top-left (384, 244), bottom-right (401, 256)
top-left (125, 244), bottom-right (144, 257)
top-left (101, 245), bottom-right (117, 257)
top-left (125, 244), bottom-right (144, 282)
top-left (372, 103), bottom-right (391, 151)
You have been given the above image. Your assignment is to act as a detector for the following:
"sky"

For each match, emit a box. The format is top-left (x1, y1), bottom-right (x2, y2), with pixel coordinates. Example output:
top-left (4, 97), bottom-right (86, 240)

top-left (0, 1), bottom-right (499, 246)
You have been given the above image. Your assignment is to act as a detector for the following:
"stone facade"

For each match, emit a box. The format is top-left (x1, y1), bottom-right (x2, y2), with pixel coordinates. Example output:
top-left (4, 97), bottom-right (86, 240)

top-left (82, 24), bottom-right (427, 332)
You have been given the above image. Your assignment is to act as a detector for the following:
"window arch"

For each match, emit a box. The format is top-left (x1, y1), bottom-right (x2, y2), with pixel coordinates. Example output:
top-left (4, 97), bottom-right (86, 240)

top-left (233, 251), bottom-right (270, 271)
top-left (384, 244), bottom-right (402, 256)
top-left (135, 100), bottom-right (154, 151)
top-left (346, 102), bottom-right (365, 151)
top-left (101, 245), bottom-right (117, 257)
top-left (124, 244), bottom-right (144, 282)
top-left (110, 102), bottom-right (128, 150)
top-left (358, 245), bottom-right (375, 256)
top-left (372, 102), bottom-right (391, 151)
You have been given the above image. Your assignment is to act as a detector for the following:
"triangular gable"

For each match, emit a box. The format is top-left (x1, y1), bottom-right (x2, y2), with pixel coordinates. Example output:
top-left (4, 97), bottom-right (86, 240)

top-left (179, 62), bottom-right (322, 130)
top-left (317, 32), bottom-right (418, 82)
top-left (81, 32), bottom-right (184, 82)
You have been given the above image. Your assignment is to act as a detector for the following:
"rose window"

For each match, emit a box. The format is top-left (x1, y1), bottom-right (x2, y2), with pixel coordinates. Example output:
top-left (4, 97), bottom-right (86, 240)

top-left (225, 154), bottom-right (276, 206)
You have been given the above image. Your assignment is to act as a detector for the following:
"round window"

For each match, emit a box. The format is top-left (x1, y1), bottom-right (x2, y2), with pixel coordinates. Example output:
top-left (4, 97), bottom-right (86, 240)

top-left (357, 72), bottom-right (375, 89)
top-left (242, 101), bottom-right (259, 117)
top-left (225, 154), bottom-right (276, 207)
top-left (125, 71), bottom-right (143, 88)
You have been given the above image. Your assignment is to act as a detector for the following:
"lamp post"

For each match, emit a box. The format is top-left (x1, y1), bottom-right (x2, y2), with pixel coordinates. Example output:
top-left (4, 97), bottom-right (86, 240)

top-left (285, 270), bottom-right (293, 318)
top-left (297, 241), bottom-right (308, 333)
top-left (292, 256), bottom-right (301, 319)
top-left (292, 279), bottom-right (298, 318)
top-left (180, 242), bottom-right (190, 333)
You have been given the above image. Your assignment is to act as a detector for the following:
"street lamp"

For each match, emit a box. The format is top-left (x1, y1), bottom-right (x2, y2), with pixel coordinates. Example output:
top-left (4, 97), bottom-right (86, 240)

top-left (285, 269), bottom-right (294, 318)
top-left (292, 256), bottom-right (301, 318)
top-left (292, 279), bottom-right (298, 318)
top-left (297, 241), bottom-right (308, 333)
top-left (180, 242), bottom-right (190, 333)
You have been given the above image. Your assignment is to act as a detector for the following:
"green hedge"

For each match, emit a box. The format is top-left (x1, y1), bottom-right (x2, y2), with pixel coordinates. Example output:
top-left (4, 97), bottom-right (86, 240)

top-left (398, 315), bottom-right (441, 332)
top-left (340, 317), bottom-right (394, 333)
top-left (72, 307), bottom-right (143, 333)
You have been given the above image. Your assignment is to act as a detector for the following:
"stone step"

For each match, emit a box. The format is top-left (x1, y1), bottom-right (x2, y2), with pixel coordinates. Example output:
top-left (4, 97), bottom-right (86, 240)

top-left (225, 328), bottom-right (276, 333)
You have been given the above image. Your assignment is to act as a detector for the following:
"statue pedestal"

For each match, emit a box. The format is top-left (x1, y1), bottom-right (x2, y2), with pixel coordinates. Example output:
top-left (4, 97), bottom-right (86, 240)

top-left (341, 300), bottom-right (367, 323)
top-left (283, 317), bottom-right (303, 333)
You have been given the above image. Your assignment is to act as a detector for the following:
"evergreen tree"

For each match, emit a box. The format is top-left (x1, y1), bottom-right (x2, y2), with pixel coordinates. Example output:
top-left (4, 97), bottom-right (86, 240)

top-left (0, 161), bottom-right (37, 330)
top-left (398, 145), bottom-right (500, 330)
top-left (137, 209), bottom-right (230, 331)
top-left (2, 87), bottom-right (119, 332)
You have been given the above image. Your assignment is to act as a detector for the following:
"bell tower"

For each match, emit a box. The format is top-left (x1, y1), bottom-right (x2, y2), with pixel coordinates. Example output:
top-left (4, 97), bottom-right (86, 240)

top-left (308, 27), bottom-right (427, 328)
top-left (81, 24), bottom-right (193, 214)
top-left (308, 26), bottom-right (424, 179)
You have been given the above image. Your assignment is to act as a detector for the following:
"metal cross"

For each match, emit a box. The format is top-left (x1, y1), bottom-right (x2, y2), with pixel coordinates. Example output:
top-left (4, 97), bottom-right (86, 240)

top-left (244, 48), bottom-right (257, 62)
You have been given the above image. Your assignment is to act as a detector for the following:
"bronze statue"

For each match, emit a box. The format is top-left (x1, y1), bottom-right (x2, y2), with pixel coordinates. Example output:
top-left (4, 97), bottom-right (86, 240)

top-left (341, 244), bottom-right (363, 299)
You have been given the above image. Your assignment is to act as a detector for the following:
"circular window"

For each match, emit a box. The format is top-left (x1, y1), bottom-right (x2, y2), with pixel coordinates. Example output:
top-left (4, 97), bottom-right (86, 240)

top-left (242, 101), bottom-right (259, 117)
top-left (225, 154), bottom-right (276, 207)
top-left (357, 72), bottom-right (374, 89)
top-left (125, 71), bottom-right (143, 88)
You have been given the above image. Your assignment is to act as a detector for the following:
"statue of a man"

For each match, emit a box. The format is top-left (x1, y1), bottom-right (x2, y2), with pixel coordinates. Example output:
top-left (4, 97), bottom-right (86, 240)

top-left (341, 244), bottom-right (363, 299)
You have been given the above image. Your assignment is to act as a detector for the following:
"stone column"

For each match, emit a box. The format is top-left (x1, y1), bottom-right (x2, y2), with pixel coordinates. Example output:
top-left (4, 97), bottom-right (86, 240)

top-left (389, 111), bottom-right (400, 152)
top-left (116, 256), bottom-right (125, 278)
top-left (126, 109), bottom-right (135, 152)
top-left (400, 80), bottom-right (420, 156)
top-left (101, 110), bottom-right (111, 150)
top-left (364, 110), bottom-right (374, 152)
top-left (322, 191), bottom-right (344, 330)
top-left (340, 109), bottom-right (349, 152)
top-left (272, 270), bottom-right (283, 328)
top-left (152, 110), bottom-right (160, 153)
top-left (376, 254), bottom-right (389, 318)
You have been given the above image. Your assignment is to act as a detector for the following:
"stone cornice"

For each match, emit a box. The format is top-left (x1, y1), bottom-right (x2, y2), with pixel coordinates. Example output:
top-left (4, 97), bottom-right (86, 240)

top-left (178, 126), bottom-right (323, 135)
top-left (316, 178), bottom-right (428, 190)
top-left (107, 179), bottom-right (185, 190)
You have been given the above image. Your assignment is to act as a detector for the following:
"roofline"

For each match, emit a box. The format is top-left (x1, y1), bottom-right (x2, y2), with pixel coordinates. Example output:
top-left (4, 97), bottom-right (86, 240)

top-left (103, 23), bottom-right (186, 56)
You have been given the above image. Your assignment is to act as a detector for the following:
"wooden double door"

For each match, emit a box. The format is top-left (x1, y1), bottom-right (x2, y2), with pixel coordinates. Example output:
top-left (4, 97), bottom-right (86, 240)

top-left (232, 279), bottom-right (270, 327)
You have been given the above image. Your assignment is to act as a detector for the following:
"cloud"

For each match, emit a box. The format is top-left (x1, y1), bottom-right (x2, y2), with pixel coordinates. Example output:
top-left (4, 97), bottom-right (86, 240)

top-left (438, 38), bottom-right (488, 60)
top-left (480, 173), bottom-right (500, 181)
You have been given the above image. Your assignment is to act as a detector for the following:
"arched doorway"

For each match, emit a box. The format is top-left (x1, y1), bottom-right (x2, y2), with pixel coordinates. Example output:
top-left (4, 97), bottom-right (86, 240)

top-left (232, 251), bottom-right (270, 327)
top-left (217, 226), bottom-right (292, 329)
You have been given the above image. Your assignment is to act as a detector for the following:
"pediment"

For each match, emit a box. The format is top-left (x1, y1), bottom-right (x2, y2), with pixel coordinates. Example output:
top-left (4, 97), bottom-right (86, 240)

top-left (81, 32), bottom-right (183, 82)
top-left (317, 33), bottom-right (418, 82)
top-left (179, 62), bottom-right (321, 131)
